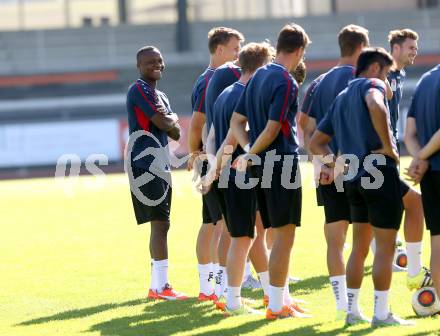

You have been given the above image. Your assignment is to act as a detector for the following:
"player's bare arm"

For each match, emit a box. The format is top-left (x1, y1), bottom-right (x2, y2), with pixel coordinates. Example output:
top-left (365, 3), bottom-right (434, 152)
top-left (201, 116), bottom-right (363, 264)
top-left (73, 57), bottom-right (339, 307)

top-left (230, 112), bottom-right (250, 150)
top-left (248, 120), bottom-right (281, 155)
top-left (150, 112), bottom-right (179, 132)
top-left (303, 116), bottom-right (317, 153)
top-left (365, 88), bottom-right (399, 163)
top-left (187, 111), bottom-right (205, 170)
top-left (215, 129), bottom-right (238, 174)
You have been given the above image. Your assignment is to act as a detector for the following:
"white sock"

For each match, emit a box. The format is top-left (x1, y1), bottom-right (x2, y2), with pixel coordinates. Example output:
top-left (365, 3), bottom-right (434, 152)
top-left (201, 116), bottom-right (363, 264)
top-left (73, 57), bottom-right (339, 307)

top-left (150, 259), bottom-right (158, 290)
top-left (198, 263), bottom-right (214, 295)
top-left (214, 266), bottom-right (226, 298)
top-left (347, 288), bottom-right (361, 316)
top-left (370, 238), bottom-right (376, 255)
top-left (227, 286), bottom-right (241, 310)
top-left (406, 242), bottom-right (422, 277)
top-left (244, 261), bottom-right (252, 279)
top-left (153, 259), bottom-right (169, 291)
top-left (213, 263), bottom-right (219, 277)
top-left (258, 271), bottom-right (270, 296)
top-left (330, 275), bottom-right (348, 311)
top-left (283, 278), bottom-right (293, 306)
top-left (374, 290), bottom-right (390, 320)
top-left (222, 271), bottom-right (228, 297)
top-left (268, 285), bottom-right (284, 312)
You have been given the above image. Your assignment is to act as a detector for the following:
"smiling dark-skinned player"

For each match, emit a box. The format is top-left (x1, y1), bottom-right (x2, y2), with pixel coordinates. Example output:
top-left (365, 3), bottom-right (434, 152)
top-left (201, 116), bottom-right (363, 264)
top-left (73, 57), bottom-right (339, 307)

top-left (126, 46), bottom-right (188, 300)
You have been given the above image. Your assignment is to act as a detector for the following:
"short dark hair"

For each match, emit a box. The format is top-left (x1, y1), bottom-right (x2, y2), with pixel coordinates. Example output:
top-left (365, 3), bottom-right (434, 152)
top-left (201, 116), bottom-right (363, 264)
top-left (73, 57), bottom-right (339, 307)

top-left (276, 23), bottom-right (310, 54)
top-left (239, 42), bottom-right (274, 73)
top-left (338, 24), bottom-right (369, 57)
top-left (388, 28), bottom-right (419, 50)
top-left (207, 27), bottom-right (244, 54)
top-left (356, 47), bottom-right (393, 77)
top-left (290, 60), bottom-right (306, 85)
top-left (136, 45), bottom-right (160, 63)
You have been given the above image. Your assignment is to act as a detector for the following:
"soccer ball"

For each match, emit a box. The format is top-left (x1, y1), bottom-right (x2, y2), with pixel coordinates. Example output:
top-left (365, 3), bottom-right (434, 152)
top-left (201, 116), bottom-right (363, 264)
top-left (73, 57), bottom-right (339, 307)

top-left (411, 287), bottom-right (440, 317)
top-left (394, 247), bottom-right (408, 268)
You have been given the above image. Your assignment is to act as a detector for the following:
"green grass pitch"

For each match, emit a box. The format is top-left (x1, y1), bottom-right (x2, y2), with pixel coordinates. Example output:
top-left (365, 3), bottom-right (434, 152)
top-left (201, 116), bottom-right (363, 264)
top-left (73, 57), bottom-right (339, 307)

top-left (1, 158), bottom-right (439, 335)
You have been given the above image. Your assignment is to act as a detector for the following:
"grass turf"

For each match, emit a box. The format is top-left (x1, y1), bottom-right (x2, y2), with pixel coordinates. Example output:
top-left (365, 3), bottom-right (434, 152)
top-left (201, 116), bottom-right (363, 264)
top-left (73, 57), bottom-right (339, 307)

top-left (1, 158), bottom-right (439, 335)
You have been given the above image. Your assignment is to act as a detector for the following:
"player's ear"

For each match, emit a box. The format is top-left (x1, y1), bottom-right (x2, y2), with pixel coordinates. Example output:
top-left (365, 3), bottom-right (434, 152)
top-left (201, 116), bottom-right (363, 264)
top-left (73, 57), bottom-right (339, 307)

top-left (371, 62), bottom-right (380, 75)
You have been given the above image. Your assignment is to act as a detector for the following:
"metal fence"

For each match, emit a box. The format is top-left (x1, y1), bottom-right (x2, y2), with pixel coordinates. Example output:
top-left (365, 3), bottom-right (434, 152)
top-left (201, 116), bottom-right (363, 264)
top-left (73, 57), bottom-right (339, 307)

top-left (7, 0), bottom-right (435, 31)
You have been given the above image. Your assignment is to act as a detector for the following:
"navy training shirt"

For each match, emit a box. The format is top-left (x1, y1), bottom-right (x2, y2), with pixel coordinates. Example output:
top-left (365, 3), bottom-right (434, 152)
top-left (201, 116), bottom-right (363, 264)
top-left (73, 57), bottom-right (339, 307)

top-left (387, 68), bottom-right (405, 141)
top-left (191, 67), bottom-right (215, 113)
top-left (407, 65), bottom-right (440, 171)
top-left (213, 81), bottom-right (246, 183)
top-left (317, 77), bottom-right (397, 181)
top-left (205, 62), bottom-right (241, 133)
top-left (235, 62), bottom-right (299, 160)
top-left (300, 73), bottom-right (324, 114)
top-left (126, 79), bottom-right (172, 171)
top-left (309, 65), bottom-right (355, 153)
top-left (213, 81), bottom-right (245, 156)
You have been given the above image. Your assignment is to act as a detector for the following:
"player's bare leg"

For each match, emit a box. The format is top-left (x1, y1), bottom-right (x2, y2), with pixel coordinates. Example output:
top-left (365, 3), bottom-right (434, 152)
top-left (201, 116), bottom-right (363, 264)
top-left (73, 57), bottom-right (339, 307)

top-left (248, 212), bottom-right (269, 297)
top-left (325, 220), bottom-right (349, 277)
top-left (150, 220), bottom-right (169, 261)
top-left (402, 188), bottom-right (431, 290)
top-left (325, 220), bottom-right (349, 316)
top-left (215, 220), bottom-right (231, 299)
top-left (372, 228), bottom-right (397, 320)
top-left (196, 223), bottom-right (214, 264)
top-left (210, 221), bottom-right (222, 263)
top-left (248, 212), bottom-right (268, 274)
top-left (225, 236), bottom-right (253, 310)
top-left (268, 224), bottom-right (296, 313)
top-left (346, 223), bottom-right (373, 323)
top-left (150, 220), bottom-right (188, 300)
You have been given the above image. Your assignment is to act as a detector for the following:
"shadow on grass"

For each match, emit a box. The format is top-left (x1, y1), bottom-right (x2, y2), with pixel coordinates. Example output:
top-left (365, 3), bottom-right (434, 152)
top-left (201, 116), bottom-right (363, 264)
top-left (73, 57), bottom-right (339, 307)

top-left (17, 293), bottom-right (435, 336)
top-left (88, 299), bottom-right (272, 336)
top-left (17, 266), bottom-right (382, 336)
top-left (17, 297), bottom-right (270, 336)
top-left (17, 298), bottom-right (147, 326)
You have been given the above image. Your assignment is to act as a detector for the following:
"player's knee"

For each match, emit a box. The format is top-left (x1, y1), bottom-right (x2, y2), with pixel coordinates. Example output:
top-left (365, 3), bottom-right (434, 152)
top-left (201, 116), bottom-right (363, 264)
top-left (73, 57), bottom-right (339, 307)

top-left (151, 220), bottom-right (170, 237)
top-left (351, 245), bottom-right (369, 260)
top-left (403, 188), bottom-right (423, 209)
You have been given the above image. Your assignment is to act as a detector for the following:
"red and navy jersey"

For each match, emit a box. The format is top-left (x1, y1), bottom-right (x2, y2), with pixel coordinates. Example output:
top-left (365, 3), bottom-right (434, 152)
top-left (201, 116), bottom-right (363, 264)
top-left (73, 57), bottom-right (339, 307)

top-left (213, 81), bottom-right (245, 155)
top-left (309, 65), bottom-right (355, 153)
top-left (205, 62), bottom-right (241, 132)
top-left (387, 69), bottom-right (405, 141)
top-left (126, 79), bottom-right (172, 170)
top-left (300, 73), bottom-right (324, 114)
top-left (235, 63), bottom-right (299, 158)
top-left (191, 67), bottom-right (215, 113)
top-left (309, 65), bottom-right (355, 123)
top-left (407, 65), bottom-right (440, 171)
top-left (213, 82), bottom-right (246, 183)
top-left (318, 78), bottom-right (396, 180)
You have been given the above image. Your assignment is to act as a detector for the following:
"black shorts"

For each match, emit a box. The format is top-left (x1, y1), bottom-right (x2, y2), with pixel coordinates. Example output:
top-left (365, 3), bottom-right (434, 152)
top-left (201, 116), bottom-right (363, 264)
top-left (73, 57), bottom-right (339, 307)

top-left (420, 170), bottom-right (440, 236)
top-left (216, 181), bottom-right (256, 238)
top-left (317, 181), bottom-right (351, 223)
top-left (345, 166), bottom-right (403, 230)
top-left (129, 165), bottom-right (172, 224)
top-left (250, 160), bottom-right (301, 229)
top-left (201, 161), bottom-right (222, 224)
top-left (399, 178), bottom-right (410, 197)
